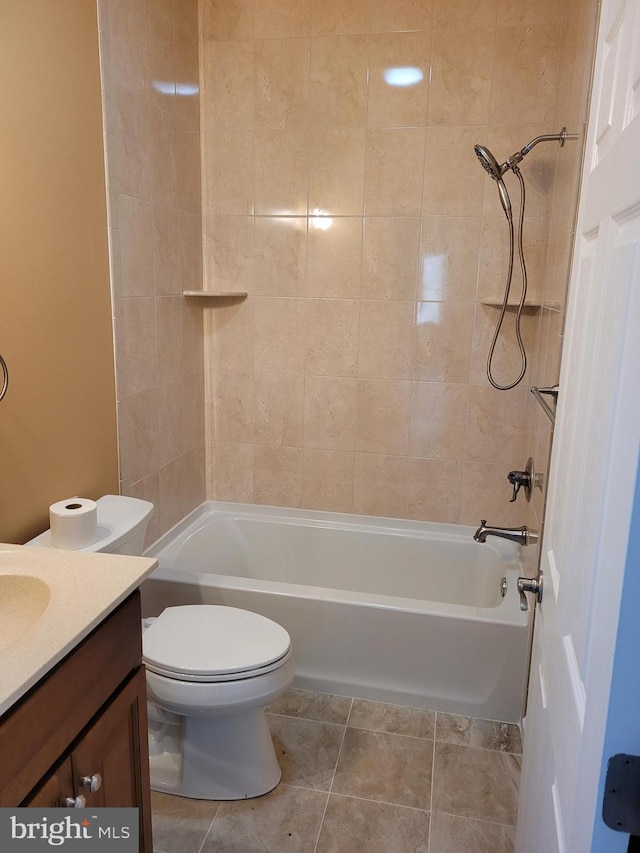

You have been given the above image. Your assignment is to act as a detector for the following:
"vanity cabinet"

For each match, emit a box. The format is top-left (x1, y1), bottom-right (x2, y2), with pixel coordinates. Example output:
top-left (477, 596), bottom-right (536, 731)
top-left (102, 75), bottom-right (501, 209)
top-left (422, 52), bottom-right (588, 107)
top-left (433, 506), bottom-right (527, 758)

top-left (0, 592), bottom-right (152, 852)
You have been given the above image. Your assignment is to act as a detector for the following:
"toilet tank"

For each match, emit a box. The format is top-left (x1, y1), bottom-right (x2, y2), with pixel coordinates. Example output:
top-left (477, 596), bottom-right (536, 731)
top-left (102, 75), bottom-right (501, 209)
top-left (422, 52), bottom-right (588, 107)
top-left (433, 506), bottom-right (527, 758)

top-left (26, 495), bottom-right (154, 556)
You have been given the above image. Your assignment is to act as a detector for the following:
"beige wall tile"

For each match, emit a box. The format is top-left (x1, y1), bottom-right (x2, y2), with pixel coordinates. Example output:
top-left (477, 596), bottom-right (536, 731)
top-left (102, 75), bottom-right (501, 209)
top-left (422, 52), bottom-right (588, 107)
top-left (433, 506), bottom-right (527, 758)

top-left (183, 371), bottom-right (205, 452)
top-left (153, 205), bottom-right (181, 296)
top-left (254, 216), bottom-right (307, 296)
top-left (114, 86), bottom-right (153, 200)
top-left (125, 472), bottom-right (161, 549)
top-left (491, 26), bottom-right (560, 125)
top-left (255, 0), bottom-right (311, 39)
top-left (255, 38), bottom-right (310, 130)
top-left (355, 379), bottom-right (411, 454)
top-left (254, 445), bottom-right (303, 506)
top-left (158, 446), bottom-right (206, 534)
top-left (156, 297), bottom-right (183, 383)
top-left (213, 442), bottom-right (255, 502)
top-left (118, 387), bottom-right (159, 484)
top-left (203, 130), bottom-right (254, 215)
top-left (108, 0), bottom-right (147, 93)
top-left (370, 0), bottom-right (431, 33)
top-left (201, 40), bottom-right (254, 133)
top-left (469, 304), bottom-right (540, 387)
top-left (116, 298), bottom-right (158, 396)
top-left (358, 300), bottom-right (415, 380)
top-left (405, 458), bottom-right (462, 522)
top-left (409, 382), bottom-right (469, 459)
top-left (302, 448), bottom-right (355, 512)
top-left (365, 128), bottom-right (426, 216)
top-left (497, 0), bottom-right (558, 26)
top-left (302, 299), bottom-right (360, 376)
top-left (182, 298), bottom-right (204, 374)
top-left (119, 195), bottom-right (154, 297)
top-left (157, 378), bottom-right (185, 466)
top-left (368, 33), bottom-right (430, 128)
top-left (413, 302), bottom-right (474, 382)
top-left (429, 27), bottom-right (495, 126)
top-left (254, 297), bottom-right (305, 373)
top-left (255, 128), bottom-right (309, 215)
top-left (204, 215), bottom-right (254, 293)
top-left (311, 0), bottom-right (370, 36)
top-left (175, 131), bottom-right (202, 212)
top-left (306, 217), bottom-right (363, 297)
top-left (310, 36), bottom-right (369, 128)
top-left (423, 125), bottom-right (486, 216)
top-left (254, 372), bottom-right (305, 446)
top-left (464, 385), bottom-right (527, 463)
top-left (459, 460), bottom-right (525, 527)
top-left (309, 129), bottom-right (366, 216)
top-left (213, 300), bottom-right (256, 372)
top-left (201, 0), bottom-right (255, 41)
top-left (353, 453), bottom-right (407, 518)
top-left (362, 217), bottom-right (420, 300)
top-left (419, 217), bottom-right (481, 302)
top-left (213, 370), bottom-right (255, 443)
top-left (146, 0), bottom-right (175, 111)
top-left (179, 210), bottom-right (203, 292)
top-left (303, 375), bottom-right (358, 450)
top-left (432, 0), bottom-right (498, 28)
top-left (150, 108), bottom-right (177, 210)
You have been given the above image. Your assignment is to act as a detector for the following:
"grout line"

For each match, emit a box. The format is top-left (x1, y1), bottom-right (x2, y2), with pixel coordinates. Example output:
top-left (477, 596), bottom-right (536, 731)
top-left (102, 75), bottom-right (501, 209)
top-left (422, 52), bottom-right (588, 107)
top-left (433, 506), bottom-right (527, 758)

top-left (311, 697), bottom-right (354, 853)
top-left (195, 803), bottom-right (223, 853)
top-left (427, 711), bottom-right (438, 852)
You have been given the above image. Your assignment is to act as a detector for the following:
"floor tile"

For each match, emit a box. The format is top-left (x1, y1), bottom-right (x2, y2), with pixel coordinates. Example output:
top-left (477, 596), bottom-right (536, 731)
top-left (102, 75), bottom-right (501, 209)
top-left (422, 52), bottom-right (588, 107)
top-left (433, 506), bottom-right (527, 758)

top-left (436, 713), bottom-right (522, 754)
top-left (331, 727), bottom-right (433, 809)
top-left (267, 713), bottom-right (345, 790)
top-left (348, 699), bottom-right (435, 739)
top-left (432, 742), bottom-right (521, 825)
top-left (267, 687), bottom-right (353, 724)
top-left (151, 791), bottom-right (220, 853)
top-left (316, 793), bottom-right (429, 853)
top-left (429, 812), bottom-right (515, 853)
top-left (201, 784), bottom-right (328, 853)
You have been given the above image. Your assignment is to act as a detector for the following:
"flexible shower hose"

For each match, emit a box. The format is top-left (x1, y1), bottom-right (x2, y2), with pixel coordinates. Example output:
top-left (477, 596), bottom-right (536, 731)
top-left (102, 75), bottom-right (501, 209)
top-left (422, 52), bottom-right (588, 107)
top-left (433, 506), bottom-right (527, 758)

top-left (486, 166), bottom-right (528, 390)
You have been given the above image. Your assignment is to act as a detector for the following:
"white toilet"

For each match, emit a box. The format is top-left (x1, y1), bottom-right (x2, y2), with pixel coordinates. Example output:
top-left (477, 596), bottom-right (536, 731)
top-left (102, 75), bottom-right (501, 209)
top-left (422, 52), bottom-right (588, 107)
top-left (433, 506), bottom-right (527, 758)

top-left (27, 495), bottom-right (295, 801)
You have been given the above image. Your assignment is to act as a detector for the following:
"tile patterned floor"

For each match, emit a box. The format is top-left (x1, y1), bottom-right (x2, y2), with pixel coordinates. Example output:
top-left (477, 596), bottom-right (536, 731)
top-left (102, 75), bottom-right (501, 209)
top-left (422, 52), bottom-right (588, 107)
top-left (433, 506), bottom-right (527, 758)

top-left (151, 688), bottom-right (522, 853)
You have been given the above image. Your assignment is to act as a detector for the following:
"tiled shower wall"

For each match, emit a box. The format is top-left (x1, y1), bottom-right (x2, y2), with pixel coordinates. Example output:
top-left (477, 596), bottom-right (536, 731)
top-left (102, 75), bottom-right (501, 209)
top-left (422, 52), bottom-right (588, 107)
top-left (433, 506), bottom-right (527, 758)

top-left (98, 0), bottom-right (206, 543)
top-left (201, 0), bottom-right (572, 525)
top-left (521, 0), bottom-right (599, 575)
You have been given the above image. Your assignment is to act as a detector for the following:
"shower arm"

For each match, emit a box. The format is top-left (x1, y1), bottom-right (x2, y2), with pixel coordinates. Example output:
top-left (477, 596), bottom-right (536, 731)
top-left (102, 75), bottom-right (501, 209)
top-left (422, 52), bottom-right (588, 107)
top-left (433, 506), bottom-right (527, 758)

top-left (503, 127), bottom-right (579, 173)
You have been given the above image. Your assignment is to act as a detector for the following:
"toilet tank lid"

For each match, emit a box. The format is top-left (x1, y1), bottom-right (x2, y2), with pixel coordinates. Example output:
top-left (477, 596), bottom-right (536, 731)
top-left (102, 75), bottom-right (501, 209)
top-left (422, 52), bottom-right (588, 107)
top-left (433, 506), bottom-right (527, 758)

top-left (143, 605), bottom-right (292, 678)
top-left (25, 495), bottom-right (154, 553)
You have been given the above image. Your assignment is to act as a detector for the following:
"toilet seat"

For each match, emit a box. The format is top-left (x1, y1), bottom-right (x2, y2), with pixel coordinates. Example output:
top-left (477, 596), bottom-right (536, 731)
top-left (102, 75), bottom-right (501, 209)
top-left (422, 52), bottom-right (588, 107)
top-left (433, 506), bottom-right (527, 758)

top-left (143, 605), bottom-right (292, 683)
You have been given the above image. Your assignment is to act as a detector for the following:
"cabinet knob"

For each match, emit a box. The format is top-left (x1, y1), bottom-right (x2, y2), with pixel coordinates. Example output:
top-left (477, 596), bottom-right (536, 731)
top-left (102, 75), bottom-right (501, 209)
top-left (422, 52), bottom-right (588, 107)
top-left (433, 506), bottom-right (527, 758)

top-left (64, 795), bottom-right (86, 808)
top-left (81, 774), bottom-right (102, 793)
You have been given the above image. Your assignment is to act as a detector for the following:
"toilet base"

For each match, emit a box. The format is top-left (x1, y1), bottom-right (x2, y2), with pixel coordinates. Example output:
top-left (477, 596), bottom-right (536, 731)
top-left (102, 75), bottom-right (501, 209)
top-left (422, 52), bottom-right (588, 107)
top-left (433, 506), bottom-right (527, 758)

top-left (150, 707), bottom-right (282, 800)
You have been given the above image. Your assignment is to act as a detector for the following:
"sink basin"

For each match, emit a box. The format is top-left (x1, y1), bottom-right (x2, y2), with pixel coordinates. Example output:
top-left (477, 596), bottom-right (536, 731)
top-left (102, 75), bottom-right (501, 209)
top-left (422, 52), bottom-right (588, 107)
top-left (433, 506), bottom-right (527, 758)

top-left (0, 575), bottom-right (51, 653)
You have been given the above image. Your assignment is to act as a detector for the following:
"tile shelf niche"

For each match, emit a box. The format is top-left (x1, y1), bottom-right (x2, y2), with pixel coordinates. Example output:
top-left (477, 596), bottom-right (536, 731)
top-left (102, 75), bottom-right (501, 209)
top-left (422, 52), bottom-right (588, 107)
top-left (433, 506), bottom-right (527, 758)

top-left (183, 291), bottom-right (248, 302)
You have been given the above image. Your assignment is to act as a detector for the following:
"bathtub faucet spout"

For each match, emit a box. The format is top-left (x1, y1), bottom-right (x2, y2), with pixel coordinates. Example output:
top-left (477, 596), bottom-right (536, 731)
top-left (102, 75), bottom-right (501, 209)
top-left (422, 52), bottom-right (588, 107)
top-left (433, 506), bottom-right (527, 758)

top-left (473, 520), bottom-right (534, 546)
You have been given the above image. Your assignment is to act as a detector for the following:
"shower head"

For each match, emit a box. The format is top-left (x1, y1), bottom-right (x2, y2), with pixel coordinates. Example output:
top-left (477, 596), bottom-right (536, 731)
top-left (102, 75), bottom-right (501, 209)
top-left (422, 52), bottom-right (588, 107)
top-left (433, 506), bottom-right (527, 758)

top-left (474, 144), bottom-right (506, 181)
top-left (474, 144), bottom-right (512, 221)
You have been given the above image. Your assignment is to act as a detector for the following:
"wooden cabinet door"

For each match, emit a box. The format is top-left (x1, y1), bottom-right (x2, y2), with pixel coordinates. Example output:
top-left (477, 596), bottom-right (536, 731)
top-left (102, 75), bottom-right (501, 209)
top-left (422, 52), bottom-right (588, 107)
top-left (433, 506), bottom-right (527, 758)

top-left (22, 757), bottom-right (75, 807)
top-left (71, 667), bottom-right (152, 851)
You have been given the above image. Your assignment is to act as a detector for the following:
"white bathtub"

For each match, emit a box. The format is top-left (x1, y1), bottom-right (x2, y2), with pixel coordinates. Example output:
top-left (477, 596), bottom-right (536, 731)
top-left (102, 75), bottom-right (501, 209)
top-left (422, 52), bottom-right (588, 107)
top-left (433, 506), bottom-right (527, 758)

top-left (141, 503), bottom-right (530, 723)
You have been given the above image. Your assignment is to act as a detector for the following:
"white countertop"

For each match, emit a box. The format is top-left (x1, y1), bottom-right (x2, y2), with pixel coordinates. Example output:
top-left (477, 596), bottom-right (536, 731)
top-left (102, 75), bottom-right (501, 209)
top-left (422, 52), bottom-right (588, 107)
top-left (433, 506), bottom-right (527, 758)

top-left (0, 543), bottom-right (157, 717)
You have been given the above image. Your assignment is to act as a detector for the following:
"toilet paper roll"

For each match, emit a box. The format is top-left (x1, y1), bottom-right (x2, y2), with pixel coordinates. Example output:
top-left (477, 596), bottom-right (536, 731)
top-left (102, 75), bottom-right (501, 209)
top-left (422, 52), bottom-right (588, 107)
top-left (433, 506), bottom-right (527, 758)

top-left (49, 498), bottom-right (98, 550)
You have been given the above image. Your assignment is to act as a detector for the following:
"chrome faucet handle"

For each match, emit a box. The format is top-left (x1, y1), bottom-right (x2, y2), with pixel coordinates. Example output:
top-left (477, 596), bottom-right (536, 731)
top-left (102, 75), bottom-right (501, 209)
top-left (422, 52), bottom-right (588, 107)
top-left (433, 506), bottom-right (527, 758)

top-left (517, 576), bottom-right (543, 611)
top-left (507, 458), bottom-right (533, 503)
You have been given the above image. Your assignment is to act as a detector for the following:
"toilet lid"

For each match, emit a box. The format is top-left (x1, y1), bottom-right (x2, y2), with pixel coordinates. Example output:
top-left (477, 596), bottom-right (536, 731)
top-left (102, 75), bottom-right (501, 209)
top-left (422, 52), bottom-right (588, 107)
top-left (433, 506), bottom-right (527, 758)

top-left (142, 605), bottom-right (291, 680)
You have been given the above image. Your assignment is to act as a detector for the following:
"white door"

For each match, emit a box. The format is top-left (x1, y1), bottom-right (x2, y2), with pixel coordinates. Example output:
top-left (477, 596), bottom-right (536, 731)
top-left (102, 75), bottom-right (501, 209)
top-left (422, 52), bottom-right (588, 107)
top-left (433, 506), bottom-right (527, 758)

top-left (515, 0), bottom-right (640, 851)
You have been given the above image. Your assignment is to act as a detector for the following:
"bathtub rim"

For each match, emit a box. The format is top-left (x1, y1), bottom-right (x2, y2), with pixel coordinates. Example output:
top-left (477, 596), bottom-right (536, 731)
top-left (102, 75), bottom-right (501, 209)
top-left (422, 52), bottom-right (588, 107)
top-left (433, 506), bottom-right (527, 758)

top-left (144, 501), bottom-right (528, 628)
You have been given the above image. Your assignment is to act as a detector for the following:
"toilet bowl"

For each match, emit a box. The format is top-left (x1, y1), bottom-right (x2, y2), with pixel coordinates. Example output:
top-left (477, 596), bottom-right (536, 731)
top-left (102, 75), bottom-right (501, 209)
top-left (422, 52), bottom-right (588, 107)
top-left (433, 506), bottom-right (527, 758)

top-left (143, 604), bottom-right (294, 800)
top-left (27, 495), bottom-right (294, 800)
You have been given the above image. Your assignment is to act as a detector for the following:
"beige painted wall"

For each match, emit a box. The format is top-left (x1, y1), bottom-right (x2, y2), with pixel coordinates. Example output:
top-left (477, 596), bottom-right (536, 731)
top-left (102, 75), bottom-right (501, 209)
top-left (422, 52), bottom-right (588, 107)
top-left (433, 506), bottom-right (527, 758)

top-left (0, 0), bottom-right (119, 544)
